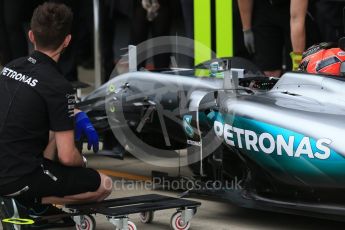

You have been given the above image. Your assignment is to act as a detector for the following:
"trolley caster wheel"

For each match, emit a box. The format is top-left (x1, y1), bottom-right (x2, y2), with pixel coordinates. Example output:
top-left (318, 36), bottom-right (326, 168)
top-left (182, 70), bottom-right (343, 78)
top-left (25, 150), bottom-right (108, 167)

top-left (76, 215), bottom-right (96, 230)
top-left (139, 211), bottom-right (154, 224)
top-left (170, 211), bottom-right (191, 230)
top-left (116, 220), bottom-right (137, 230)
top-left (128, 221), bottom-right (137, 230)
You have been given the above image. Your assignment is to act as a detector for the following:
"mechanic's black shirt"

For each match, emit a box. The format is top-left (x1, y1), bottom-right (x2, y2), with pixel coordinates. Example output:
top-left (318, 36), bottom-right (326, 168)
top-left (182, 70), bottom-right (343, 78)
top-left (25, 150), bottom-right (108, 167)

top-left (0, 51), bottom-right (75, 186)
top-left (266, 0), bottom-right (290, 5)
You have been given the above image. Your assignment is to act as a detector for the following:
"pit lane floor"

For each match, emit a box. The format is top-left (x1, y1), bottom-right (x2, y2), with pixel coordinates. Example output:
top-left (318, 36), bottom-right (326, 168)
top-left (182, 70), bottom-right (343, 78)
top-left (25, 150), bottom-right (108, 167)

top-left (50, 153), bottom-right (345, 230)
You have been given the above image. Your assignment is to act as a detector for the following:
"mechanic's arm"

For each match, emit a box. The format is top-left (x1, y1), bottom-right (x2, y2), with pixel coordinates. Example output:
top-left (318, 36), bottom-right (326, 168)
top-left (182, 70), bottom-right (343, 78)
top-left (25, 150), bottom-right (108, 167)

top-left (56, 130), bottom-right (84, 167)
top-left (290, 0), bottom-right (308, 53)
top-left (237, 0), bottom-right (253, 31)
top-left (237, 0), bottom-right (255, 54)
top-left (43, 131), bottom-right (57, 160)
top-left (290, 0), bottom-right (308, 70)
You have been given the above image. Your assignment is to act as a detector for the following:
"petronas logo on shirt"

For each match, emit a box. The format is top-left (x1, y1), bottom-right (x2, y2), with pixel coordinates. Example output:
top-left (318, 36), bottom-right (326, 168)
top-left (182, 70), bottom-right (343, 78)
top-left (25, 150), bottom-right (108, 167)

top-left (1, 67), bottom-right (38, 87)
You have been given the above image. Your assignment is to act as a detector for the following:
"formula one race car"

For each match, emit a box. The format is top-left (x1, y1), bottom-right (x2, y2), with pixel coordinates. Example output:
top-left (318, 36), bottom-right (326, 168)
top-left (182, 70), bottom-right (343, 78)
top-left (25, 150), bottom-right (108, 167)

top-left (77, 55), bottom-right (345, 221)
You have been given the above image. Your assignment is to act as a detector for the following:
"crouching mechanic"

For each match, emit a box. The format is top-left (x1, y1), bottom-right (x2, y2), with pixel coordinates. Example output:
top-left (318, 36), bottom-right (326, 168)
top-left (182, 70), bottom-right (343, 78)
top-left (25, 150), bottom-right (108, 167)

top-left (0, 2), bottom-right (112, 212)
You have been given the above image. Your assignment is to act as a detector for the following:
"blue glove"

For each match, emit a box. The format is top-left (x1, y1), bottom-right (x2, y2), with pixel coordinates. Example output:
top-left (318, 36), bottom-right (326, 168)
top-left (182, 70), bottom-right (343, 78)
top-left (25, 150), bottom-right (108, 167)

top-left (75, 111), bottom-right (99, 153)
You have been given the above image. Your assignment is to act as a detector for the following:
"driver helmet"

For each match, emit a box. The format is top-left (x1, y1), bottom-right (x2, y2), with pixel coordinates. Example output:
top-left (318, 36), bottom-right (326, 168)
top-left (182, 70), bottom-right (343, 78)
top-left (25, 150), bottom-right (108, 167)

top-left (299, 42), bottom-right (345, 76)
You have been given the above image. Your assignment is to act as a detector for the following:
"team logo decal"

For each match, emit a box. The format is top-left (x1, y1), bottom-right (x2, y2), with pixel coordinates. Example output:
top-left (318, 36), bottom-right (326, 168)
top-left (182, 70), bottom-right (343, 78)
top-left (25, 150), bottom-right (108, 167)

top-left (2, 218), bottom-right (35, 225)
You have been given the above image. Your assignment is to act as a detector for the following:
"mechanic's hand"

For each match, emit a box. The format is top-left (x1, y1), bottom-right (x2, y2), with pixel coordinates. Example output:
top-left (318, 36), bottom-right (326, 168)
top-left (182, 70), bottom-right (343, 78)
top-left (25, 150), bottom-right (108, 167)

top-left (75, 111), bottom-right (99, 153)
top-left (243, 29), bottom-right (255, 55)
top-left (290, 51), bottom-right (303, 71)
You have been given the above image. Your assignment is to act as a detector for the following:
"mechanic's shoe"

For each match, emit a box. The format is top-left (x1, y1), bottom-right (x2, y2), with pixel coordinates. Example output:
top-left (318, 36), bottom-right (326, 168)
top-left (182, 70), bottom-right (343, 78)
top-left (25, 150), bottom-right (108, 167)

top-left (1, 199), bottom-right (75, 230)
top-left (0, 197), bottom-right (28, 230)
top-left (29, 204), bottom-right (62, 217)
top-left (27, 204), bottom-right (75, 229)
